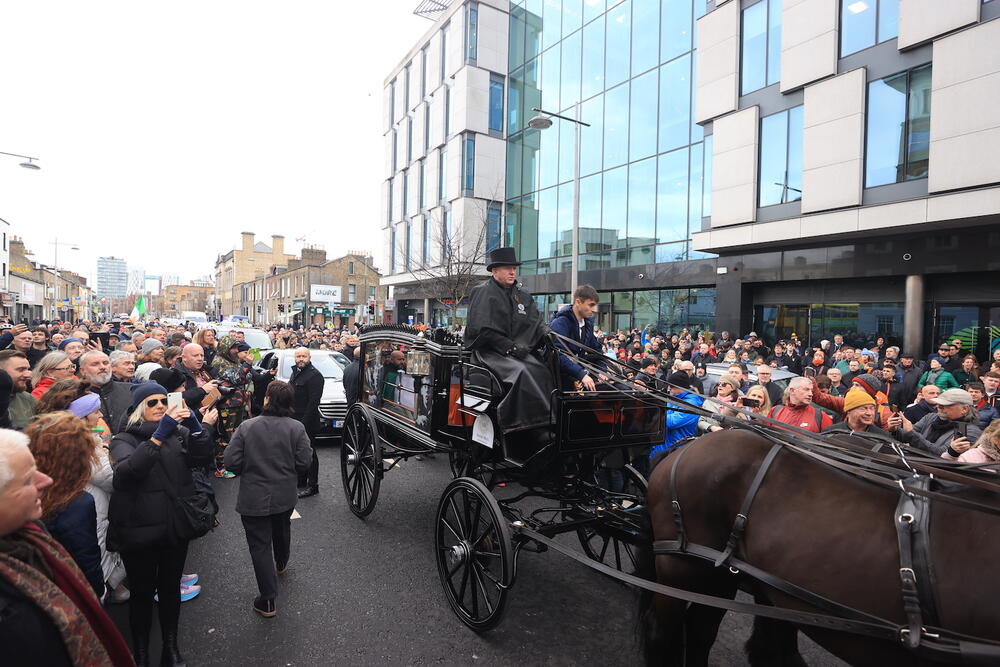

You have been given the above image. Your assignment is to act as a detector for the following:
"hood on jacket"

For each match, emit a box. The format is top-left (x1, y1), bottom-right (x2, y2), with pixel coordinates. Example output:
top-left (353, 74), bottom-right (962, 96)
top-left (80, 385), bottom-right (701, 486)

top-left (213, 334), bottom-right (239, 371)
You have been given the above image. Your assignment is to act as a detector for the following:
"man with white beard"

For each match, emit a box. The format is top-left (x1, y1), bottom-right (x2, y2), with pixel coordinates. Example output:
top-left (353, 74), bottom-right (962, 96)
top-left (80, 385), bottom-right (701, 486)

top-left (78, 351), bottom-right (133, 434)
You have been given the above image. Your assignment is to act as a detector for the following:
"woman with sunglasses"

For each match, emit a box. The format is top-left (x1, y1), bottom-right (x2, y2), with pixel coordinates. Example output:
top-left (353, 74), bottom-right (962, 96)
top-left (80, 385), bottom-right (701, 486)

top-left (108, 382), bottom-right (217, 667)
top-left (30, 351), bottom-right (77, 398)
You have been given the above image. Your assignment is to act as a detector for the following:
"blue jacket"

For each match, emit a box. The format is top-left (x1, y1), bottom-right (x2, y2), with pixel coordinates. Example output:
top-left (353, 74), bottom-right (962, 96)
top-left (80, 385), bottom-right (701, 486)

top-left (650, 391), bottom-right (704, 459)
top-left (977, 403), bottom-right (999, 430)
top-left (549, 305), bottom-right (602, 383)
top-left (44, 492), bottom-right (105, 597)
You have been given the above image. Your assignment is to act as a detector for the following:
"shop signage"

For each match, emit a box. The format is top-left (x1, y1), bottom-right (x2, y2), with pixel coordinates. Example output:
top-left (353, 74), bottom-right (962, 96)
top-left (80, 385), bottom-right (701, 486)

top-left (292, 299), bottom-right (306, 311)
top-left (309, 285), bottom-right (341, 302)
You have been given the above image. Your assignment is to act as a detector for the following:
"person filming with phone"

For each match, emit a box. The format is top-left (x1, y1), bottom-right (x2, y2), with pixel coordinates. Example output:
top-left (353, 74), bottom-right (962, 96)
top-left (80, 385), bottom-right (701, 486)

top-left (886, 388), bottom-right (982, 456)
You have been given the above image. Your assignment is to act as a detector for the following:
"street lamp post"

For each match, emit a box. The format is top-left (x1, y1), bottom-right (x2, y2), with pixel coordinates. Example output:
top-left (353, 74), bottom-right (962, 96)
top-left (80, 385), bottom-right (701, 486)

top-left (0, 151), bottom-right (41, 170)
top-left (528, 105), bottom-right (589, 298)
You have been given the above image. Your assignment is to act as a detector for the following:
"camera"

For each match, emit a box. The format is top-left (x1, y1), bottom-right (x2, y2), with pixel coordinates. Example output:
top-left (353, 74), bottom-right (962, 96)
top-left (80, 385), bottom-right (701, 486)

top-left (741, 398), bottom-right (760, 408)
top-left (217, 385), bottom-right (237, 398)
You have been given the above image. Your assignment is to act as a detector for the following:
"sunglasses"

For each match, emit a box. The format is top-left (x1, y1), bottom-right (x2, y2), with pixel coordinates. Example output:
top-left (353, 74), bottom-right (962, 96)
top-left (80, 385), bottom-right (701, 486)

top-left (145, 398), bottom-right (169, 408)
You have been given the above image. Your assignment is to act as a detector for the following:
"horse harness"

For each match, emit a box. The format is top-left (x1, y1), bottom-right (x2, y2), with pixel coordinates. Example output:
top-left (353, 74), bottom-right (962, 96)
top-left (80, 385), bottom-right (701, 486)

top-left (653, 442), bottom-right (963, 659)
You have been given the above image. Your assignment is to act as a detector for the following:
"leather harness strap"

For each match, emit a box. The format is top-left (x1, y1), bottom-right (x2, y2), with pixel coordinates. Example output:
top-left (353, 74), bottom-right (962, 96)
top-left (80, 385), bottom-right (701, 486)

top-left (894, 475), bottom-right (942, 649)
top-left (714, 443), bottom-right (782, 568)
top-left (668, 442), bottom-right (691, 551)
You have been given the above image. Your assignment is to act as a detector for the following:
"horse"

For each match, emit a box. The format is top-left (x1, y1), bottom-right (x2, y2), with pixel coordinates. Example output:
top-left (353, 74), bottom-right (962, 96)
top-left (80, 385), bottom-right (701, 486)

top-left (637, 428), bottom-right (1000, 666)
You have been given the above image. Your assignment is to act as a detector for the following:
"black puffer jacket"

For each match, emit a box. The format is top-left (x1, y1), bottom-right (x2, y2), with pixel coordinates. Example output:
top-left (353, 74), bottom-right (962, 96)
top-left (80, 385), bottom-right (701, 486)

top-left (107, 420), bottom-right (213, 552)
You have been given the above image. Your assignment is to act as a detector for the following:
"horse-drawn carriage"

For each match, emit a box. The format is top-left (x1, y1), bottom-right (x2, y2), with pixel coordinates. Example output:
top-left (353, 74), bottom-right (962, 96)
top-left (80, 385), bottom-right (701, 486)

top-left (340, 324), bottom-right (663, 630)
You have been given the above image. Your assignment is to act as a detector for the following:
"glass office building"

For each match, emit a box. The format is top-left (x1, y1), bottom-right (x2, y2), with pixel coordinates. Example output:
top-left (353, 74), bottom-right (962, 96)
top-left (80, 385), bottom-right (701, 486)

top-left (504, 0), bottom-right (717, 332)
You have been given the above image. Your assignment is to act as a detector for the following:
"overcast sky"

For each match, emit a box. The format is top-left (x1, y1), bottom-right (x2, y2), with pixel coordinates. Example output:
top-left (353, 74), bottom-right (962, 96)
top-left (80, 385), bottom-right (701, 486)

top-left (0, 2), bottom-right (429, 286)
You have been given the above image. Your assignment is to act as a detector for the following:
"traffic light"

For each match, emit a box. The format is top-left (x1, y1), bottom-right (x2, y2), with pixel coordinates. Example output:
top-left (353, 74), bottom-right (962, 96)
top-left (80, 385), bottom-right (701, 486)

top-left (278, 304), bottom-right (285, 313)
top-left (368, 301), bottom-right (375, 315)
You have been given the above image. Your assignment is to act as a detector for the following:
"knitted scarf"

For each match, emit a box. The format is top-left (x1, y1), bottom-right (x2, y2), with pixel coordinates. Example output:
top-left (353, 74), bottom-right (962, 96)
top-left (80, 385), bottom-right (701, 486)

top-left (0, 522), bottom-right (133, 667)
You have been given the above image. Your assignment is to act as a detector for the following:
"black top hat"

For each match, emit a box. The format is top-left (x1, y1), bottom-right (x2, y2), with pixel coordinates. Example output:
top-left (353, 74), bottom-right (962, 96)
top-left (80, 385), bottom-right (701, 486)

top-left (485, 246), bottom-right (522, 271)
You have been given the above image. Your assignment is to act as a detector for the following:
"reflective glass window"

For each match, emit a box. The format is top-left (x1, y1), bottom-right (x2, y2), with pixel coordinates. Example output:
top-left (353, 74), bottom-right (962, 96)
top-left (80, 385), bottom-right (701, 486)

top-left (605, 1), bottom-right (631, 89)
top-left (689, 53), bottom-right (703, 143)
top-left (506, 140), bottom-right (522, 198)
top-left (538, 186), bottom-right (559, 257)
top-left (581, 15), bottom-right (605, 100)
top-left (505, 197), bottom-right (521, 247)
top-left (522, 128), bottom-right (541, 193)
top-left (534, 118), bottom-right (559, 190)
top-left (688, 141), bottom-right (703, 230)
top-left (658, 54), bottom-right (691, 153)
top-left (440, 24), bottom-right (448, 80)
top-left (489, 76), bottom-right (505, 133)
top-left (562, 0), bottom-right (583, 38)
top-left (486, 203), bottom-right (502, 251)
top-left (420, 48), bottom-right (427, 98)
top-left (557, 182), bottom-right (575, 255)
top-left (841, 0), bottom-right (898, 57)
top-left (561, 28), bottom-right (582, 110)
top-left (604, 82), bottom-right (629, 169)
top-left (661, 0), bottom-right (693, 63)
top-left (392, 130), bottom-right (398, 172)
top-left (509, 68), bottom-right (524, 135)
top-left (402, 168), bottom-right (409, 216)
top-left (741, 0), bottom-right (780, 95)
top-left (439, 147), bottom-right (447, 201)
top-left (583, 0), bottom-right (605, 23)
top-left (525, 2), bottom-right (544, 63)
top-left (627, 157), bottom-right (656, 245)
top-left (390, 226), bottom-right (397, 272)
top-left (463, 134), bottom-right (476, 192)
top-left (865, 64), bottom-right (931, 187)
top-left (579, 173), bottom-right (602, 250)
top-left (418, 160), bottom-right (425, 209)
top-left (387, 177), bottom-right (394, 223)
top-left (629, 69), bottom-right (658, 161)
top-left (422, 215), bottom-right (431, 263)
top-left (543, 0), bottom-right (563, 51)
top-left (467, 5), bottom-right (479, 61)
top-left (758, 106), bottom-right (803, 206)
top-left (444, 86), bottom-right (451, 137)
top-left (424, 104), bottom-right (430, 150)
top-left (510, 6), bottom-right (526, 70)
top-left (404, 65), bottom-right (411, 110)
top-left (602, 165), bottom-right (628, 249)
top-left (579, 94), bottom-right (604, 177)
top-left (558, 117), bottom-right (576, 183)
top-left (631, 0), bottom-right (659, 76)
top-left (541, 45), bottom-right (561, 115)
top-left (406, 117), bottom-right (413, 163)
top-left (657, 147), bottom-right (688, 243)
top-left (405, 220), bottom-right (414, 270)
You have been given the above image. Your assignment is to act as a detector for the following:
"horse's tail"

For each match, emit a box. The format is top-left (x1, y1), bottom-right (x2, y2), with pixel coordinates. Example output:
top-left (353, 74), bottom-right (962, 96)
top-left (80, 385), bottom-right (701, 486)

top-left (636, 512), bottom-right (667, 665)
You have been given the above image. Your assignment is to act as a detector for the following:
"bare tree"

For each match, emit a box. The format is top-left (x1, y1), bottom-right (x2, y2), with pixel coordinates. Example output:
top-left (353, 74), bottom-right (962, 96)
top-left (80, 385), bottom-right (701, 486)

top-left (391, 197), bottom-right (497, 324)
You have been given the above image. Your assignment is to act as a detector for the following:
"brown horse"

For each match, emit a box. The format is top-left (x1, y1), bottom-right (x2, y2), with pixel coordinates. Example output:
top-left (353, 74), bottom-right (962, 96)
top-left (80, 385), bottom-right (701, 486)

top-left (638, 428), bottom-right (1000, 666)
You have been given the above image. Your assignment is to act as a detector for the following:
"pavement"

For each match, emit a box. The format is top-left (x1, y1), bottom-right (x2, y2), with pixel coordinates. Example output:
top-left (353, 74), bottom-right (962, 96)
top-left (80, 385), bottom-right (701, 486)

top-left (107, 444), bottom-right (846, 666)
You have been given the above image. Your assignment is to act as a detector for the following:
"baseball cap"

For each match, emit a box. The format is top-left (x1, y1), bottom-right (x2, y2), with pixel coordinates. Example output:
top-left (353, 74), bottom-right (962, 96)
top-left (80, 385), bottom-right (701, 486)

top-left (935, 388), bottom-right (974, 407)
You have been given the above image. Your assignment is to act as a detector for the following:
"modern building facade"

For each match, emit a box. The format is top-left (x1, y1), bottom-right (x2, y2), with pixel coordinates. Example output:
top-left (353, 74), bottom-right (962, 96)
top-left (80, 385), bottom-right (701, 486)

top-left (501, 0), bottom-right (1000, 359)
top-left (381, 0), bottom-right (510, 325)
top-left (96, 256), bottom-right (127, 299)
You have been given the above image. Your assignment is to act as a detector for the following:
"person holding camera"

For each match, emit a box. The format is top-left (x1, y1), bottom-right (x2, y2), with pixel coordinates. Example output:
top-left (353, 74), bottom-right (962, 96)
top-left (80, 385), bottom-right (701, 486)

top-left (886, 388), bottom-right (982, 456)
top-left (108, 382), bottom-right (217, 667)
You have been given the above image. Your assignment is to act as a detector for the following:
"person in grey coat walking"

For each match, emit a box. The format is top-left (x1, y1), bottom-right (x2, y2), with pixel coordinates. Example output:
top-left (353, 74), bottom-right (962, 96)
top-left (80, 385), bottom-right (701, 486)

top-left (224, 380), bottom-right (312, 618)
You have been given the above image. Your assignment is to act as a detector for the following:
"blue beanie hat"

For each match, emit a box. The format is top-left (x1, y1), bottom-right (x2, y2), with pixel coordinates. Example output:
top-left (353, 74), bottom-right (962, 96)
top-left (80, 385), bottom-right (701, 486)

top-left (130, 382), bottom-right (169, 411)
top-left (58, 337), bottom-right (83, 351)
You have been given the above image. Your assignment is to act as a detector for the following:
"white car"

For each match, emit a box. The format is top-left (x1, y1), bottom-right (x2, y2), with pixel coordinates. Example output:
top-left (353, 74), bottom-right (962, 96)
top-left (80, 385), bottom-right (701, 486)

top-left (255, 349), bottom-right (347, 440)
top-left (199, 324), bottom-right (273, 351)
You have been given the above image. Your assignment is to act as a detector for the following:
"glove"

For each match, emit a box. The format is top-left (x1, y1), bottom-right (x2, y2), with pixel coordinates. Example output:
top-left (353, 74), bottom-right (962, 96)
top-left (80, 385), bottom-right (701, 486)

top-left (151, 414), bottom-right (179, 442)
top-left (182, 411), bottom-right (204, 436)
top-left (509, 344), bottom-right (530, 360)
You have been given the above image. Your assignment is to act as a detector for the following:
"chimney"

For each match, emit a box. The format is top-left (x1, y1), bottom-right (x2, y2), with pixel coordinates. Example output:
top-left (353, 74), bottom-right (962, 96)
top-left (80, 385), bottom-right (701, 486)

top-left (241, 232), bottom-right (254, 252)
top-left (272, 235), bottom-right (285, 258)
top-left (301, 247), bottom-right (327, 266)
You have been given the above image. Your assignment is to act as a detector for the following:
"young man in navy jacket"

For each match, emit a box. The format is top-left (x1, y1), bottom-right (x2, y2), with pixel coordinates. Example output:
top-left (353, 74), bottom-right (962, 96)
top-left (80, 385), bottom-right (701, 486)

top-left (548, 285), bottom-right (606, 391)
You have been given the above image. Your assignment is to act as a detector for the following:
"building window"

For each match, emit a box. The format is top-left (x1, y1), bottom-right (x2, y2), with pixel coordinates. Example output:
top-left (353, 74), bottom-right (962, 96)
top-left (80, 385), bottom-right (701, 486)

top-left (418, 160), bottom-right (425, 210)
top-left (405, 221), bottom-right (415, 271)
top-left (391, 130), bottom-right (398, 173)
top-left (440, 23), bottom-right (449, 81)
top-left (389, 79), bottom-right (396, 126)
top-left (390, 225), bottom-right (397, 272)
top-left (420, 47), bottom-right (427, 99)
top-left (421, 216), bottom-right (431, 264)
top-left (439, 148), bottom-right (447, 202)
top-left (406, 116), bottom-right (413, 163)
top-left (387, 177), bottom-right (394, 222)
top-left (758, 105), bottom-right (804, 206)
top-left (489, 75), bottom-right (504, 134)
top-left (841, 0), bottom-right (899, 57)
top-left (741, 0), bottom-right (782, 95)
top-left (444, 86), bottom-right (451, 138)
top-left (368, 285), bottom-right (376, 300)
top-left (402, 168), bottom-right (409, 216)
top-left (404, 64), bottom-right (411, 110)
top-left (467, 4), bottom-right (478, 62)
top-left (441, 208), bottom-right (452, 262)
top-left (865, 64), bottom-right (931, 187)
top-left (424, 103), bottom-right (430, 151)
top-left (348, 261), bottom-right (355, 275)
top-left (463, 134), bottom-right (475, 193)
top-left (486, 202), bottom-right (501, 252)
top-left (348, 283), bottom-right (356, 302)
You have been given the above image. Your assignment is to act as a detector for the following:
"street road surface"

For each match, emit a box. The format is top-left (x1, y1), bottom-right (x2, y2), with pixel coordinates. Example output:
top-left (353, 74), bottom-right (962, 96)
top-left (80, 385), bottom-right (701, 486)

top-left (108, 445), bottom-right (845, 666)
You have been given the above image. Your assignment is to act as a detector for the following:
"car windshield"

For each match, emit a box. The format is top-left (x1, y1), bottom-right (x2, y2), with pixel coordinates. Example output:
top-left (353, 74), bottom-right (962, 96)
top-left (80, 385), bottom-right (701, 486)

top-left (280, 353), bottom-right (344, 379)
top-left (217, 328), bottom-right (271, 350)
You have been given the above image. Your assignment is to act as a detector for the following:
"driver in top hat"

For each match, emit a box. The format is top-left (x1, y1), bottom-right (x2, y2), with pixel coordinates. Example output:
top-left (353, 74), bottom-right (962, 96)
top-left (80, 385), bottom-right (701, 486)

top-left (464, 247), bottom-right (554, 441)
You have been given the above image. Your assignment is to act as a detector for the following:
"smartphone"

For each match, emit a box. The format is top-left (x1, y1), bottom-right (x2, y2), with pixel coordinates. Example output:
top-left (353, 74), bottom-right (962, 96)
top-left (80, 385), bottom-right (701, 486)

top-left (167, 392), bottom-right (184, 411)
top-left (742, 397), bottom-right (760, 408)
top-left (955, 422), bottom-right (968, 438)
top-left (93, 331), bottom-right (110, 350)
top-left (890, 404), bottom-right (899, 415)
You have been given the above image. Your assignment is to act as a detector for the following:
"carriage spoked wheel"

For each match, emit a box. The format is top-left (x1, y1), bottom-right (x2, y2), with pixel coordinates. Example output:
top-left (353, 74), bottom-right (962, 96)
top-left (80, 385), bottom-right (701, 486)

top-left (340, 404), bottom-right (383, 518)
top-left (448, 450), bottom-right (497, 488)
top-left (576, 464), bottom-right (648, 574)
top-left (435, 477), bottom-right (513, 632)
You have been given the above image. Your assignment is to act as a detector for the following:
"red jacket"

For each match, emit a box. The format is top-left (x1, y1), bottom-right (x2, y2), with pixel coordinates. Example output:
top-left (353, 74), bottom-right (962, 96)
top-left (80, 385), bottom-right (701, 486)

top-left (769, 402), bottom-right (833, 433)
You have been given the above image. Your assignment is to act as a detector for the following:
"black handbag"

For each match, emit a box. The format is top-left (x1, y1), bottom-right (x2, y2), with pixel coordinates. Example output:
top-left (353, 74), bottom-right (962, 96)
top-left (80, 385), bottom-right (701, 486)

top-left (168, 488), bottom-right (215, 541)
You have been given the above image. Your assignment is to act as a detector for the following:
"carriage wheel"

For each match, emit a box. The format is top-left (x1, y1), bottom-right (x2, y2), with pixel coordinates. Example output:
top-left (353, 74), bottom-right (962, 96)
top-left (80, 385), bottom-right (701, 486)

top-left (435, 477), bottom-right (513, 632)
top-left (576, 464), bottom-right (647, 573)
top-left (448, 449), bottom-right (497, 488)
top-left (340, 404), bottom-right (383, 518)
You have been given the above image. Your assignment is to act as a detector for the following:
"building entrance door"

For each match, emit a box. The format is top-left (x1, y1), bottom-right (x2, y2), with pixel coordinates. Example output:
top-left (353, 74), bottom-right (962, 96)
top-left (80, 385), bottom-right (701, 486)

top-left (756, 304), bottom-right (810, 346)
top-left (931, 304), bottom-right (1000, 365)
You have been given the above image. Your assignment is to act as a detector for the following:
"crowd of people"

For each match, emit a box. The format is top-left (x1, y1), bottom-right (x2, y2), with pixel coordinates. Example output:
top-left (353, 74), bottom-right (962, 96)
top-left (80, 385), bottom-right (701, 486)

top-left (0, 317), bottom-right (342, 666)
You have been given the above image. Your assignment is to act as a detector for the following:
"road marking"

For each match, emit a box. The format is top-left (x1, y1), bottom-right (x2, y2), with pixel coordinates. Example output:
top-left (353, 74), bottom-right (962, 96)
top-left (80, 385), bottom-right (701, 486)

top-left (291, 510), bottom-right (302, 520)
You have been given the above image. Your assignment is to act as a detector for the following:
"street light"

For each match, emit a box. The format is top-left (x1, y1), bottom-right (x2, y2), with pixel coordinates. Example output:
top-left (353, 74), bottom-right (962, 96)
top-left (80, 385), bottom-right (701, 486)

top-left (528, 106), bottom-right (589, 297)
top-left (0, 151), bottom-right (41, 170)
